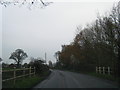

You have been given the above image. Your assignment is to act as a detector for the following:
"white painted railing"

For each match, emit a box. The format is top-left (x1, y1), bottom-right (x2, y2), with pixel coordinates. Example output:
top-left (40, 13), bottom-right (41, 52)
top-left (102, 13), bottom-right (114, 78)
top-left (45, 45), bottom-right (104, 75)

top-left (96, 66), bottom-right (112, 75)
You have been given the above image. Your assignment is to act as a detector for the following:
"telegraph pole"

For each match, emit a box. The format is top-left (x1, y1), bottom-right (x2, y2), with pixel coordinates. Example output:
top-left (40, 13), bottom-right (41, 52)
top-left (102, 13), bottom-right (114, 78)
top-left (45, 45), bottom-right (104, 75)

top-left (45, 52), bottom-right (47, 64)
top-left (118, 2), bottom-right (120, 24)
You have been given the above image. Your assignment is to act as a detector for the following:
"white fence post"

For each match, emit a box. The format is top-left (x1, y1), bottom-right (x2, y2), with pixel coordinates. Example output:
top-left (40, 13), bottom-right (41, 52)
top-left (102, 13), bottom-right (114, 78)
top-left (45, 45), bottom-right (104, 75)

top-left (108, 67), bottom-right (110, 75)
top-left (103, 67), bottom-right (105, 74)
top-left (96, 66), bottom-right (112, 75)
top-left (99, 67), bottom-right (101, 74)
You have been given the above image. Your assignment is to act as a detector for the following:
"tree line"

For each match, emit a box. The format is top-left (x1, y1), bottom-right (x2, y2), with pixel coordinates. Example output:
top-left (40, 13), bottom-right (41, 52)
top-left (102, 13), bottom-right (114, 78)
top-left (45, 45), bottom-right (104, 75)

top-left (2, 49), bottom-right (51, 75)
top-left (55, 2), bottom-right (120, 78)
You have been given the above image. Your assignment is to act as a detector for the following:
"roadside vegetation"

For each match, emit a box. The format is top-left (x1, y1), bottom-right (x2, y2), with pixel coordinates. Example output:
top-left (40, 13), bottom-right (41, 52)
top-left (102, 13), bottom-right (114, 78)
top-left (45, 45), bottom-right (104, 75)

top-left (3, 75), bottom-right (43, 88)
top-left (54, 2), bottom-right (120, 84)
top-left (2, 49), bottom-right (51, 88)
top-left (2, 71), bottom-right (51, 88)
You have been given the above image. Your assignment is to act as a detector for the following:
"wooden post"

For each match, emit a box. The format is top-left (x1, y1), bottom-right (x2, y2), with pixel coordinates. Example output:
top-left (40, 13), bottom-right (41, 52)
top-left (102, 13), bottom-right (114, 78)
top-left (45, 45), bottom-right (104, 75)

top-left (13, 67), bottom-right (16, 86)
top-left (108, 67), bottom-right (110, 75)
top-left (34, 67), bottom-right (35, 76)
top-left (23, 67), bottom-right (25, 78)
top-left (29, 66), bottom-right (31, 77)
top-left (103, 67), bottom-right (105, 74)
top-left (99, 67), bottom-right (101, 74)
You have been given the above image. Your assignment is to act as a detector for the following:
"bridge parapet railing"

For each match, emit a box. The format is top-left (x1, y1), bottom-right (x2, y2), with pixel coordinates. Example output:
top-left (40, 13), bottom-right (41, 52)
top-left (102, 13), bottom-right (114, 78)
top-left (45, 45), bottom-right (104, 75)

top-left (96, 66), bottom-right (112, 75)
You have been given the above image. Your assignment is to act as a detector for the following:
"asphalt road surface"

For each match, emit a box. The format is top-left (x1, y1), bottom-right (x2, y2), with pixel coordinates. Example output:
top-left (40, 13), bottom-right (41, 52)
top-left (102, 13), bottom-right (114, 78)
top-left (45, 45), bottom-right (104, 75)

top-left (34, 70), bottom-right (119, 88)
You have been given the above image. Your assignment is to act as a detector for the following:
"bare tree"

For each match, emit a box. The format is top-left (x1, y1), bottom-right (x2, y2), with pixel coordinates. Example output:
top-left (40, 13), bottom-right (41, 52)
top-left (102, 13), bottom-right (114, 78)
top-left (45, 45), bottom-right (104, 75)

top-left (9, 49), bottom-right (28, 68)
top-left (0, 0), bottom-right (52, 9)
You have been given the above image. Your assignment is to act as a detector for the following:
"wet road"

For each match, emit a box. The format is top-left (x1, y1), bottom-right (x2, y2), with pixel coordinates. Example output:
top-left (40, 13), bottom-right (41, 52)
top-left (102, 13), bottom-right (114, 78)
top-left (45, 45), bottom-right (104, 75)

top-left (34, 70), bottom-right (118, 88)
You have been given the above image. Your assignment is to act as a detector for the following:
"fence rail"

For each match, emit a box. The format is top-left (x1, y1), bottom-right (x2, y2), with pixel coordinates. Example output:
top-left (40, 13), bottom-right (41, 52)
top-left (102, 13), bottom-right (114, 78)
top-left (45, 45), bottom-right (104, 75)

top-left (2, 67), bottom-right (35, 84)
top-left (2, 68), bottom-right (31, 72)
top-left (96, 66), bottom-right (112, 75)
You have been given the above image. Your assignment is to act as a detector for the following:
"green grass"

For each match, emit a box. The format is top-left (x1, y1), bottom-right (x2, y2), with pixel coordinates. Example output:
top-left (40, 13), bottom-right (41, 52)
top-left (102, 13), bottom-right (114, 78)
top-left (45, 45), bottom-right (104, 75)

top-left (87, 72), bottom-right (115, 81)
top-left (3, 75), bottom-right (43, 88)
top-left (14, 75), bottom-right (45, 88)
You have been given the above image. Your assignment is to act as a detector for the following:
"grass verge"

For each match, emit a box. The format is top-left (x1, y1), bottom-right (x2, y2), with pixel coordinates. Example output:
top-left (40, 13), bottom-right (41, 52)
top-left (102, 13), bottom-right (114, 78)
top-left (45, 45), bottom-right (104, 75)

top-left (2, 70), bottom-right (51, 88)
top-left (56, 68), bottom-right (119, 83)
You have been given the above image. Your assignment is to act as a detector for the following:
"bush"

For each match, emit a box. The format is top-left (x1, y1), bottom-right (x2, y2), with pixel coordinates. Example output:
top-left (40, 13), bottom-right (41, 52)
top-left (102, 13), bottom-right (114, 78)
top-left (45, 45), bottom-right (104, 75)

top-left (29, 60), bottom-right (49, 75)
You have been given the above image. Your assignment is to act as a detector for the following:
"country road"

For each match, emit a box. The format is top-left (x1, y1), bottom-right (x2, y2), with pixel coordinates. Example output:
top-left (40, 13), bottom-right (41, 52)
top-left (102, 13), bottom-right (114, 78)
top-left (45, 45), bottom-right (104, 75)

top-left (34, 70), bottom-right (119, 88)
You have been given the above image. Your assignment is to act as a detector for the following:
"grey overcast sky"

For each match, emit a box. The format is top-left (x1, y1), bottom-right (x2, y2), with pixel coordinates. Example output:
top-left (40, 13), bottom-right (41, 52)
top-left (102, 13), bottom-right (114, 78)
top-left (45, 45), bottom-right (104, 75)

top-left (1, 1), bottom-right (117, 64)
